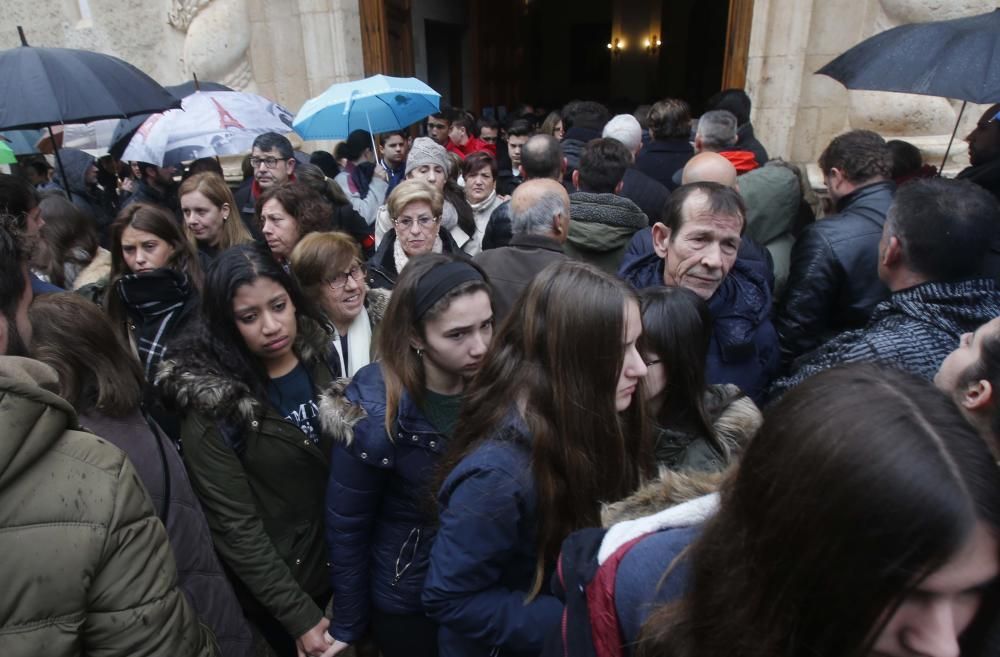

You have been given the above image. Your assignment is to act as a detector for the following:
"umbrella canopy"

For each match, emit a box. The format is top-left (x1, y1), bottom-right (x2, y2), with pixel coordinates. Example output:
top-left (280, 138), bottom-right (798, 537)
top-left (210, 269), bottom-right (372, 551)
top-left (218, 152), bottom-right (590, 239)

top-left (109, 80), bottom-right (232, 159)
top-left (0, 35), bottom-right (181, 131)
top-left (0, 141), bottom-right (16, 165)
top-left (0, 128), bottom-right (44, 154)
top-left (816, 8), bottom-right (1000, 104)
top-left (293, 74), bottom-right (440, 141)
top-left (122, 90), bottom-right (294, 167)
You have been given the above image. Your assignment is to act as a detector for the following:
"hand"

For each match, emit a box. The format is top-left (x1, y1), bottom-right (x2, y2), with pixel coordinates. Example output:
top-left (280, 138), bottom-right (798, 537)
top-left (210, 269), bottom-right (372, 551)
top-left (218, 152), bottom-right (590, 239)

top-left (372, 164), bottom-right (389, 182)
top-left (319, 632), bottom-right (351, 657)
top-left (296, 617), bottom-right (333, 657)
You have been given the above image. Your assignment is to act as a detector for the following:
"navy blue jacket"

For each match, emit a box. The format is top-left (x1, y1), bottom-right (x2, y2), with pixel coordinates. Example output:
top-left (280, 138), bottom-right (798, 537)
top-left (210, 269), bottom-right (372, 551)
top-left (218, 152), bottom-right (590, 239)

top-left (635, 139), bottom-right (694, 191)
top-left (423, 418), bottom-right (563, 657)
top-left (324, 363), bottom-right (448, 643)
top-left (619, 236), bottom-right (780, 404)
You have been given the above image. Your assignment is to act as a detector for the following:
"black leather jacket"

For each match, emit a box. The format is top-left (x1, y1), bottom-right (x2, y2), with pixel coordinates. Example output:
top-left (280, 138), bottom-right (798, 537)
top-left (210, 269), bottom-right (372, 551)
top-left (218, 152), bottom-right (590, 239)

top-left (774, 180), bottom-right (895, 365)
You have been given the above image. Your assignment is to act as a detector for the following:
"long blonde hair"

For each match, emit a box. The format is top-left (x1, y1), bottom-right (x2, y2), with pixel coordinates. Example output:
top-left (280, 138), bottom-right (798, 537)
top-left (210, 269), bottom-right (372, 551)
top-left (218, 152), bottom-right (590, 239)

top-left (178, 172), bottom-right (253, 251)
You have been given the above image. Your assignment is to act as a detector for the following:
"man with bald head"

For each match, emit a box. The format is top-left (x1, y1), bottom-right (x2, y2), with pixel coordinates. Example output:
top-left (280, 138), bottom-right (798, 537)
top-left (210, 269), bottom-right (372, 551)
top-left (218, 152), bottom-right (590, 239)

top-left (474, 178), bottom-right (570, 320)
top-left (619, 181), bottom-right (780, 402)
top-left (681, 151), bottom-right (738, 188)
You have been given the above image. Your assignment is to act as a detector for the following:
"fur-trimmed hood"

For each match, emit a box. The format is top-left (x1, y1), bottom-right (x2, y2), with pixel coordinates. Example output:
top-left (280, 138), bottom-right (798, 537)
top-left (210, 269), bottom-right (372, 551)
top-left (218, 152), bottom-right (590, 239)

top-left (317, 376), bottom-right (366, 447)
top-left (602, 467), bottom-right (728, 527)
top-left (365, 287), bottom-right (391, 329)
top-left (156, 315), bottom-right (335, 427)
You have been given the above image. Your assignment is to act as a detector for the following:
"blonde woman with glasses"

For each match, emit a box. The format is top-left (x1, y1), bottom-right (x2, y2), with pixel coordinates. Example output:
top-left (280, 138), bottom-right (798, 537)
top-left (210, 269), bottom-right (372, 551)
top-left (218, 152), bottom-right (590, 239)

top-left (366, 179), bottom-right (465, 290)
top-left (291, 231), bottom-right (390, 377)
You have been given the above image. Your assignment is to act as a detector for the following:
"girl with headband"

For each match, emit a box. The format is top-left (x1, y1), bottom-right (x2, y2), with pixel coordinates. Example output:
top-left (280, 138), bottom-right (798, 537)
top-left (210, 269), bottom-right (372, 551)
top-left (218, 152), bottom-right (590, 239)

top-left (324, 254), bottom-right (495, 657)
top-left (422, 260), bottom-right (651, 657)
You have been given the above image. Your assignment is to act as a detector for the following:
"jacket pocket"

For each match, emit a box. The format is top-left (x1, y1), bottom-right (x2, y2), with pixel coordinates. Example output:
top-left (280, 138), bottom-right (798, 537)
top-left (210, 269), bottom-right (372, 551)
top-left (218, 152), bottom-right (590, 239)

top-left (391, 527), bottom-right (421, 587)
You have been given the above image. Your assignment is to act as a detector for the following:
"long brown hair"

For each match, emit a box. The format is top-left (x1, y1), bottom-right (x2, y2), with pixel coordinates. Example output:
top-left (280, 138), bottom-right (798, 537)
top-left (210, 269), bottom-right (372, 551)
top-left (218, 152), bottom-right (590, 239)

top-left (28, 292), bottom-right (144, 416)
top-left (376, 253), bottom-right (492, 435)
top-left (438, 260), bottom-right (652, 598)
top-left (105, 203), bottom-right (203, 339)
top-left (177, 172), bottom-right (253, 251)
top-left (36, 193), bottom-right (100, 288)
top-left (637, 364), bottom-right (1000, 657)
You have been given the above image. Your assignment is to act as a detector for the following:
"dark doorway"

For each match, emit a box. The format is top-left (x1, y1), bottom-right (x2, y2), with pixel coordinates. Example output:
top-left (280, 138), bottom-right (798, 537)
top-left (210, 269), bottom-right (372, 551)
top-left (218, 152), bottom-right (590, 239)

top-left (659, 0), bottom-right (731, 115)
top-left (425, 19), bottom-right (465, 108)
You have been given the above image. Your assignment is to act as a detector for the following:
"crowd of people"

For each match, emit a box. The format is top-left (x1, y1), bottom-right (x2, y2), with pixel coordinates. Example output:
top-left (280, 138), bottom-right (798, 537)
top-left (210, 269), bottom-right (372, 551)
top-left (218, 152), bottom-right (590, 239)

top-left (2, 91), bottom-right (1000, 657)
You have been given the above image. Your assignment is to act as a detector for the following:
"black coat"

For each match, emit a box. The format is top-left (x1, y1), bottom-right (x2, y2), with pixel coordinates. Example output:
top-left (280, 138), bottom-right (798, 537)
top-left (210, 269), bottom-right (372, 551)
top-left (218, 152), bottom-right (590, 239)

top-left (619, 167), bottom-right (670, 223)
top-left (635, 139), bottom-right (694, 191)
top-left (474, 233), bottom-right (567, 321)
top-left (481, 199), bottom-right (513, 251)
top-left (736, 123), bottom-right (769, 166)
top-left (774, 181), bottom-right (895, 365)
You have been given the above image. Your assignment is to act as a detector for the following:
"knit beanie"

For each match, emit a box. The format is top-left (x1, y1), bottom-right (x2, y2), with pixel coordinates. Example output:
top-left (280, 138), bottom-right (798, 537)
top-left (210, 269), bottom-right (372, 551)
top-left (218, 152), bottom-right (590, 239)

top-left (405, 137), bottom-right (450, 177)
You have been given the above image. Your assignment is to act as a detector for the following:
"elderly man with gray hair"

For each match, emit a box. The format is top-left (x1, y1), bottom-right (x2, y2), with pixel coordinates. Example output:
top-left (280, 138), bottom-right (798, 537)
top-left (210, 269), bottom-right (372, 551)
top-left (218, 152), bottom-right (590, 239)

top-left (474, 178), bottom-right (570, 321)
top-left (695, 109), bottom-right (760, 175)
top-left (603, 113), bottom-right (670, 223)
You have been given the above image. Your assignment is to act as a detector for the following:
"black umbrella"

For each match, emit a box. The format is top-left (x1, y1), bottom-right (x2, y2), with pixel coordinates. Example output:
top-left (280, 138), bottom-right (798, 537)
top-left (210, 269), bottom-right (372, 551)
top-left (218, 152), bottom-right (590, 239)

top-left (108, 79), bottom-right (233, 160)
top-left (0, 27), bottom-right (180, 194)
top-left (817, 8), bottom-right (1000, 168)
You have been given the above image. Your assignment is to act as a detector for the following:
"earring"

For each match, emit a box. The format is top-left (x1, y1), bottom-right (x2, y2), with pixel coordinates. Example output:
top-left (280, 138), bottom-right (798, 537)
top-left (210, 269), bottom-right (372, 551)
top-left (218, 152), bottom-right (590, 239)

top-left (415, 347), bottom-right (423, 357)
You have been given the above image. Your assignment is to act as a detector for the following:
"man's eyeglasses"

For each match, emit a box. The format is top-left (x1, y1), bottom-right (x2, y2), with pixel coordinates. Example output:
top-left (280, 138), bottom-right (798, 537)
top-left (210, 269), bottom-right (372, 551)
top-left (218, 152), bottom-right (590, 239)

top-left (328, 264), bottom-right (366, 289)
top-left (250, 156), bottom-right (288, 169)
top-left (394, 216), bottom-right (439, 230)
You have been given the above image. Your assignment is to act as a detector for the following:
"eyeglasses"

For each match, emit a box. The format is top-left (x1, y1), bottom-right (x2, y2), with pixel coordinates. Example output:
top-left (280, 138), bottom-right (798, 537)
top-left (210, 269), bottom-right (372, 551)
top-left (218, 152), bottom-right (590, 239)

top-left (250, 156), bottom-right (287, 169)
top-left (328, 264), bottom-right (366, 289)
top-left (394, 215), bottom-right (439, 230)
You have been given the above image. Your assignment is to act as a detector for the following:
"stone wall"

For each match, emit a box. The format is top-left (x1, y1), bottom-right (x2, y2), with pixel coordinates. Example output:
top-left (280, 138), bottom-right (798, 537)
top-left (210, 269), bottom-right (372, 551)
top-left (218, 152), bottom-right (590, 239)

top-left (746, 0), bottom-right (994, 175)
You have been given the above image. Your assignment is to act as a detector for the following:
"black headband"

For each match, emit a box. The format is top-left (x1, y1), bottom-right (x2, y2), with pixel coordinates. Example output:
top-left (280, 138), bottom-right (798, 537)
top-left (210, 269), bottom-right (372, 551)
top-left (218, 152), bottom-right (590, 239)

top-left (414, 261), bottom-right (485, 319)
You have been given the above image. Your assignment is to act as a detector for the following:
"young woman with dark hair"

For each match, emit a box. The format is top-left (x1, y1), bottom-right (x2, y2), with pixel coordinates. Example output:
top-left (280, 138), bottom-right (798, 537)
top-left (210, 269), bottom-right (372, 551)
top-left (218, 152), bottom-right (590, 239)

top-left (28, 292), bottom-right (255, 657)
top-left (32, 193), bottom-right (103, 289)
top-left (106, 203), bottom-right (203, 387)
top-left (638, 286), bottom-right (761, 473)
top-left (294, 162), bottom-right (375, 258)
top-left (598, 364), bottom-right (1000, 657)
top-left (323, 253), bottom-right (494, 657)
top-left (157, 243), bottom-right (341, 657)
top-left (422, 260), bottom-right (651, 657)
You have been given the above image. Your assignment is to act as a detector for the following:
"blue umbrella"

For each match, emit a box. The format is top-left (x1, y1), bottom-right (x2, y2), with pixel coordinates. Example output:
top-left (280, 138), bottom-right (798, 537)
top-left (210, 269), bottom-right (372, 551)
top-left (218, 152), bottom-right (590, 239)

top-left (292, 75), bottom-right (440, 141)
top-left (0, 128), bottom-right (43, 154)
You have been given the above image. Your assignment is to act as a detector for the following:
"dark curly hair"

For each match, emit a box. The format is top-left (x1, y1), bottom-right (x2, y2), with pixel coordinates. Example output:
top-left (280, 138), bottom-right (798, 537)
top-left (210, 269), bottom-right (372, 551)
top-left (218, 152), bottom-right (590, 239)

top-left (255, 181), bottom-right (331, 238)
top-left (818, 130), bottom-right (893, 184)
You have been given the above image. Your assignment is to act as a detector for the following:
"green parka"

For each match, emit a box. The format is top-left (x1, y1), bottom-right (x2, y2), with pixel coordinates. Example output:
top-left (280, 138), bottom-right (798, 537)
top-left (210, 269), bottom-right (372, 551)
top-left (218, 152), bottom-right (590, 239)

top-left (0, 356), bottom-right (217, 657)
top-left (157, 319), bottom-right (338, 640)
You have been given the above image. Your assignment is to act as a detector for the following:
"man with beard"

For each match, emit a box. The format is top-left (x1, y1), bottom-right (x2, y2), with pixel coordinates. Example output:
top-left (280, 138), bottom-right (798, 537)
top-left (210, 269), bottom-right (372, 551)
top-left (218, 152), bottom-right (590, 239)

top-left (957, 103), bottom-right (1000, 202)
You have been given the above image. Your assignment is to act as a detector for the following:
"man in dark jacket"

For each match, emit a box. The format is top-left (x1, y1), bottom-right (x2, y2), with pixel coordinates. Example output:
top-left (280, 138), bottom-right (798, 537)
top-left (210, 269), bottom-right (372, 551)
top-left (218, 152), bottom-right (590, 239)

top-left (636, 98), bottom-right (694, 191)
top-left (50, 147), bottom-right (116, 236)
top-left (774, 130), bottom-right (895, 365)
top-left (234, 132), bottom-right (297, 234)
top-left (482, 133), bottom-right (565, 250)
top-left (495, 119), bottom-right (532, 196)
top-left (707, 88), bottom-right (770, 165)
top-left (560, 100), bottom-right (611, 182)
top-left (567, 138), bottom-right (648, 273)
top-left (475, 178), bottom-right (569, 321)
top-left (957, 103), bottom-right (1000, 203)
top-left (619, 182), bottom-right (780, 403)
top-left (123, 161), bottom-right (180, 217)
top-left (603, 113), bottom-right (671, 223)
top-left (769, 177), bottom-right (1000, 401)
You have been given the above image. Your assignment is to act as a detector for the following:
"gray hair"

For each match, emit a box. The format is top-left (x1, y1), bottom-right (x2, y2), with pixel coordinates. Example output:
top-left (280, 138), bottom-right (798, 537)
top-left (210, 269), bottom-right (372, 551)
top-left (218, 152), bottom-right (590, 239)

top-left (511, 190), bottom-right (567, 237)
top-left (696, 110), bottom-right (738, 151)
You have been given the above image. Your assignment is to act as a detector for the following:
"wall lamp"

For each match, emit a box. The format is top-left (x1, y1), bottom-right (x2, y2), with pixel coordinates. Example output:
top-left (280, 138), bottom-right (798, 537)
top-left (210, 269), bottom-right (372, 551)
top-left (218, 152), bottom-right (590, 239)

top-left (643, 35), bottom-right (662, 54)
top-left (607, 38), bottom-right (625, 57)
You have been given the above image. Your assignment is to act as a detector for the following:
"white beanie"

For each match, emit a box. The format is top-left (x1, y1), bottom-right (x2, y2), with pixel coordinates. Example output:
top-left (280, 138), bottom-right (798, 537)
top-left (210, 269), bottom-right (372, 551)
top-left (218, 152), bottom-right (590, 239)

top-left (603, 114), bottom-right (643, 154)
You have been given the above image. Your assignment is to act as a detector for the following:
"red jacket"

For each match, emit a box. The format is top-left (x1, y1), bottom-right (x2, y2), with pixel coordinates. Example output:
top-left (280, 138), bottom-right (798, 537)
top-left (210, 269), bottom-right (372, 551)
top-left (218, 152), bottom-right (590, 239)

top-left (720, 150), bottom-right (760, 174)
top-left (447, 135), bottom-right (496, 159)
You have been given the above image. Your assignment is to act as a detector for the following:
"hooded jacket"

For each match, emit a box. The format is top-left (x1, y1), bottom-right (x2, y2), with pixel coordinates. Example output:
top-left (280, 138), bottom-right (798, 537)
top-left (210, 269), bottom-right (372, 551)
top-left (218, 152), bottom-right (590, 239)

top-left (0, 356), bottom-right (217, 657)
top-left (157, 318), bottom-right (340, 640)
top-left (737, 163), bottom-right (805, 298)
top-left (769, 278), bottom-right (1000, 401)
top-left (51, 148), bottom-right (115, 234)
top-left (321, 363), bottom-right (450, 643)
top-left (565, 192), bottom-right (649, 274)
top-left (620, 244), bottom-right (780, 404)
top-left (775, 180), bottom-right (895, 365)
top-left (735, 122), bottom-right (769, 166)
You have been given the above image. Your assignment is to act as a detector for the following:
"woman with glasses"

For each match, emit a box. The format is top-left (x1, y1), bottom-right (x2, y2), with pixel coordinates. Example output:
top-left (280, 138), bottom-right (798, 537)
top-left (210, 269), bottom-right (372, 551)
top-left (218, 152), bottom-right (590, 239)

top-left (324, 254), bottom-right (495, 657)
top-left (366, 180), bottom-right (465, 290)
top-left (290, 231), bottom-right (390, 377)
